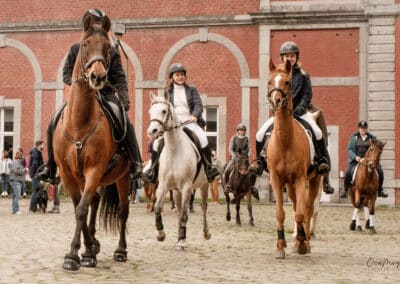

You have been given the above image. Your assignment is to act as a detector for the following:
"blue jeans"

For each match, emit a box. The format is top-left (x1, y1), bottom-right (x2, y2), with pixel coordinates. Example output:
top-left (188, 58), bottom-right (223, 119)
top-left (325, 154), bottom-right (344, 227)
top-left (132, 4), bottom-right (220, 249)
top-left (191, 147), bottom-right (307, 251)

top-left (21, 180), bottom-right (27, 195)
top-left (10, 181), bottom-right (21, 213)
top-left (30, 177), bottom-right (40, 211)
top-left (1, 173), bottom-right (9, 193)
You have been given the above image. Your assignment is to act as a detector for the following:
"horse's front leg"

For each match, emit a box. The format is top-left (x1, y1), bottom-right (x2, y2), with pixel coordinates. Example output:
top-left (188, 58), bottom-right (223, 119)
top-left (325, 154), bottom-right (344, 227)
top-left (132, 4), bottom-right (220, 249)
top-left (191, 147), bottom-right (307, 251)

top-left (199, 184), bottom-right (211, 240)
top-left (175, 184), bottom-right (192, 251)
top-left (225, 192), bottom-right (231, 221)
top-left (235, 197), bottom-right (241, 226)
top-left (350, 190), bottom-right (363, 232)
top-left (154, 183), bottom-right (169, 241)
top-left (114, 176), bottom-right (130, 262)
top-left (246, 192), bottom-right (254, 227)
top-left (270, 174), bottom-right (286, 259)
top-left (293, 179), bottom-right (307, 255)
top-left (81, 191), bottom-right (101, 267)
top-left (367, 195), bottom-right (377, 234)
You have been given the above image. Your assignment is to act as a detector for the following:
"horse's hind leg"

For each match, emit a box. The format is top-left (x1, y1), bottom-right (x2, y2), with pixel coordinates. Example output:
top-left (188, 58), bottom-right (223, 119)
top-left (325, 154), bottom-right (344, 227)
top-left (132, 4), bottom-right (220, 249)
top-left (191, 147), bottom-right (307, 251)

top-left (270, 176), bottom-right (286, 259)
top-left (114, 177), bottom-right (130, 262)
top-left (246, 192), bottom-right (254, 227)
top-left (200, 184), bottom-right (211, 240)
top-left (235, 198), bottom-right (241, 226)
top-left (225, 193), bottom-right (231, 221)
top-left (368, 197), bottom-right (377, 234)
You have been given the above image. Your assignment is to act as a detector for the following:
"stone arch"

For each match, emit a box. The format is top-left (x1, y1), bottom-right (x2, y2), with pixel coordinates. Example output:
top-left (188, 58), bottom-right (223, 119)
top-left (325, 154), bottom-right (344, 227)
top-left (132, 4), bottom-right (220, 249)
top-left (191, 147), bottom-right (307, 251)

top-left (1, 35), bottom-right (43, 141)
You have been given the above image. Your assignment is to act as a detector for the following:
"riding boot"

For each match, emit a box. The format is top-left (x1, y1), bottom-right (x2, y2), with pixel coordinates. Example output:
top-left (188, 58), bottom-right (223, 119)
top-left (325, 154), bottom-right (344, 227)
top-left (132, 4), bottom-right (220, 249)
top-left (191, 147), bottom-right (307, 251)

top-left (223, 160), bottom-right (233, 194)
top-left (323, 174), bottom-right (335, 194)
top-left (143, 149), bottom-right (161, 184)
top-left (124, 122), bottom-right (143, 179)
top-left (36, 109), bottom-right (64, 182)
top-left (255, 140), bottom-right (267, 176)
top-left (315, 138), bottom-right (330, 175)
top-left (377, 165), bottom-right (388, 198)
top-left (340, 168), bottom-right (352, 198)
top-left (200, 145), bottom-right (219, 182)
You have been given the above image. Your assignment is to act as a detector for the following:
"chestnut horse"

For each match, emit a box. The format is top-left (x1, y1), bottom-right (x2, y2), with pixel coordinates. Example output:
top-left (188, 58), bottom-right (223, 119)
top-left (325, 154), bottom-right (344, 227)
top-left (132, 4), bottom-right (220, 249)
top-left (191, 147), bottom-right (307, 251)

top-left (53, 26), bottom-right (131, 270)
top-left (147, 92), bottom-right (211, 250)
top-left (348, 139), bottom-right (385, 234)
top-left (267, 59), bottom-right (322, 259)
top-left (222, 155), bottom-right (258, 226)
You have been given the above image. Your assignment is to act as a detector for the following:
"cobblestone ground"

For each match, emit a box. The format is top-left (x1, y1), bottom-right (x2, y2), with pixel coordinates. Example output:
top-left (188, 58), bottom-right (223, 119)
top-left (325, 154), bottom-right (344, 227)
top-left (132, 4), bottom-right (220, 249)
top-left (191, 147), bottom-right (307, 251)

top-left (0, 196), bottom-right (399, 283)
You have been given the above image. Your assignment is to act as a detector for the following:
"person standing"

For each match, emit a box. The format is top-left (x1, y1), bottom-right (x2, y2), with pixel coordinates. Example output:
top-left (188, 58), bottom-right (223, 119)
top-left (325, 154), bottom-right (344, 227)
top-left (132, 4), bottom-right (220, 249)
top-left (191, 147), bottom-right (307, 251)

top-left (29, 140), bottom-right (44, 212)
top-left (209, 150), bottom-right (222, 204)
top-left (0, 150), bottom-right (11, 197)
top-left (9, 151), bottom-right (25, 214)
top-left (340, 120), bottom-right (388, 198)
top-left (17, 147), bottom-right (28, 197)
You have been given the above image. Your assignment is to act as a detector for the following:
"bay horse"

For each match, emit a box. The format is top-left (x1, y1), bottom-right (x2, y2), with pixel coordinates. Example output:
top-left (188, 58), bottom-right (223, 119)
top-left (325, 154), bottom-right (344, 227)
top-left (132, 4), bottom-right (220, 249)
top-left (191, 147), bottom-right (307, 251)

top-left (53, 26), bottom-right (131, 270)
top-left (266, 59), bottom-right (323, 259)
top-left (348, 139), bottom-right (385, 234)
top-left (222, 155), bottom-right (258, 226)
top-left (147, 92), bottom-right (211, 250)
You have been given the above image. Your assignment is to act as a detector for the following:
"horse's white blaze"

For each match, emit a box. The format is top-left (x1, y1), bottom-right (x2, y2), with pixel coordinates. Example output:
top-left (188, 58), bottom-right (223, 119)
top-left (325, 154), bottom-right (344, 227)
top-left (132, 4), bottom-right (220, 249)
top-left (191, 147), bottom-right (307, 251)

top-left (271, 74), bottom-right (282, 103)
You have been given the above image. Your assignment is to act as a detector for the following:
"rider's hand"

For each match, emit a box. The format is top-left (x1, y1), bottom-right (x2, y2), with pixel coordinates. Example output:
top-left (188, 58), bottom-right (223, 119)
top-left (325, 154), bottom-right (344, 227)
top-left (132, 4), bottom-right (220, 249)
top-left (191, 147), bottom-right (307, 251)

top-left (189, 116), bottom-right (197, 123)
top-left (121, 99), bottom-right (131, 111)
top-left (293, 105), bottom-right (306, 117)
top-left (355, 156), bottom-right (361, 162)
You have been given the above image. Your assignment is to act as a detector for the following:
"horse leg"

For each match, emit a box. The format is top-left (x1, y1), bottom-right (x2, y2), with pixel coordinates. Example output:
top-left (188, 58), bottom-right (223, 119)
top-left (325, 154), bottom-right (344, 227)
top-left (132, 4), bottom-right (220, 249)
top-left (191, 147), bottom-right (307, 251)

top-left (189, 191), bottom-right (195, 213)
top-left (270, 175), bottom-right (286, 259)
top-left (303, 178), bottom-right (321, 254)
top-left (170, 189), bottom-right (176, 211)
top-left (154, 183), bottom-right (169, 241)
top-left (81, 191), bottom-right (101, 267)
top-left (173, 189), bottom-right (182, 215)
top-left (199, 184), bottom-right (211, 240)
top-left (363, 206), bottom-right (370, 229)
top-left (246, 192), bottom-right (254, 227)
top-left (225, 192), bottom-right (231, 221)
top-left (368, 196), bottom-right (377, 234)
top-left (114, 176), bottom-right (130, 262)
top-left (293, 180), bottom-right (307, 255)
top-left (235, 197), bottom-right (241, 226)
top-left (175, 184), bottom-right (192, 251)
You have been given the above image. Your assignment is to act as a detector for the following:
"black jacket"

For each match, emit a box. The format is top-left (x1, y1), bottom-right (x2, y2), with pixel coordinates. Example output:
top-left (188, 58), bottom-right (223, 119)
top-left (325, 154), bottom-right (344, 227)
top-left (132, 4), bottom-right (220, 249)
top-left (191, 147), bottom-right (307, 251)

top-left (29, 148), bottom-right (43, 179)
top-left (62, 43), bottom-right (129, 105)
top-left (167, 84), bottom-right (206, 128)
top-left (291, 63), bottom-right (312, 115)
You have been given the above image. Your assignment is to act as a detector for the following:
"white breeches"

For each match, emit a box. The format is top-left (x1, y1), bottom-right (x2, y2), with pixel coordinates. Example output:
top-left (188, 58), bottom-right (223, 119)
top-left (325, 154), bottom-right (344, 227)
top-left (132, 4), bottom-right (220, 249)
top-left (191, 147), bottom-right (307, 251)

top-left (185, 123), bottom-right (208, 148)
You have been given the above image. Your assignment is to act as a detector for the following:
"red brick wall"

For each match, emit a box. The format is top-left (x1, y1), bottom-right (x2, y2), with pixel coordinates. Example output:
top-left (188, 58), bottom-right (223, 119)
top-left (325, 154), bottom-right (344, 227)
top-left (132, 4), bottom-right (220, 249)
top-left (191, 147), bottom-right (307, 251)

top-left (0, 1), bottom-right (259, 23)
top-left (271, 28), bottom-right (359, 171)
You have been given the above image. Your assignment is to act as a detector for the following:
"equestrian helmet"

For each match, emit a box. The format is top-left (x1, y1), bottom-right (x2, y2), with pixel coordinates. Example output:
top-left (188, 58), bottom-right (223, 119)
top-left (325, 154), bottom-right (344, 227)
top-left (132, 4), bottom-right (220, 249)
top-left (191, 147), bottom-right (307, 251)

top-left (236, 123), bottom-right (246, 131)
top-left (82, 9), bottom-right (111, 32)
top-left (358, 120), bottom-right (368, 128)
top-left (169, 63), bottom-right (186, 78)
top-left (280, 41), bottom-right (300, 56)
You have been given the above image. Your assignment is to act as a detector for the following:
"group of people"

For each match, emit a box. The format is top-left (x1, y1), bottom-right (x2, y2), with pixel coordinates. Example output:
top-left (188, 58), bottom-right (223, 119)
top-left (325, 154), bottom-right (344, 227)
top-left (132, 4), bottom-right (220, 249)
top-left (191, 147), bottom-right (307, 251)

top-left (32, 8), bottom-right (387, 209)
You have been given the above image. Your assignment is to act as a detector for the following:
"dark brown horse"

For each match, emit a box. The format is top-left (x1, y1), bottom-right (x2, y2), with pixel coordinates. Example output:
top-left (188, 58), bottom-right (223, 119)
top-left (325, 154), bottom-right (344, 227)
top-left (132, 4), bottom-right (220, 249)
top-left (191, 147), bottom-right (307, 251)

top-left (53, 26), bottom-right (131, 270)
top-left (266, 59), bottom-right (322, 259)
top-left (348, 139), bottom-right (385, 234)
top-left (222, 155), bottom-right (258, 226)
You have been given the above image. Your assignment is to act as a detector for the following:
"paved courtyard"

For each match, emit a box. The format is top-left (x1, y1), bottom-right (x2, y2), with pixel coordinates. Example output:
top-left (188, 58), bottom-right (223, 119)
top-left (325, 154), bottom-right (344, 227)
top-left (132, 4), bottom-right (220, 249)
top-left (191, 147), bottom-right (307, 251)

top-left (0, 196), bottom-right (399, 283)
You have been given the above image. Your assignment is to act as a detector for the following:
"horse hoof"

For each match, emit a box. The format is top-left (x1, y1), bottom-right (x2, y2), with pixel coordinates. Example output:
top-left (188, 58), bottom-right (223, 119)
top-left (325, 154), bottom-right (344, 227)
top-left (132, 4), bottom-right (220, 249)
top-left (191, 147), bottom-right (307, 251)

top-left (369, 226), bottom-right (377, 235)
top-left (175, 240), bottom-right (186, 251)
top-left (157, 231), bottom-right (166, 242)
top-left (114, 250), bottom-right (127, 262)
top-left (298, 243), bottom-right (308, 255)
top-left (356, 225), bottom-right (362, 232)
top-left (204, 231), bottom-right (211, 240)
top-left (236, 222), bottom-right (242, 227)
top-left (365, 219), bottom-right (370, 229)
top-left (349, 220), bottom-right (356, 231)
top-left (310, 233), bottom-right (316, 240)
top-left (226, 214), bottom-right (231, 222)
top-left (249, 220), bottom-right (254, 227)
top-left (81, 255), bottom-right (97, 267)
top-left (63, 254), bottom-right (80, 271)
top-left (274, 250), bottom-right (285, 259)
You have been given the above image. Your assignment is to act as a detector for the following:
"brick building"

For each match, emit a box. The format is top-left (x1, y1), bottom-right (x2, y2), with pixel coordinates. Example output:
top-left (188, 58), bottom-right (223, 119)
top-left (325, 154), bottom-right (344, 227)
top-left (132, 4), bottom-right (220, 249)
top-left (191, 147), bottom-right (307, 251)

top-left (0, 0), bottom-right (398, 205)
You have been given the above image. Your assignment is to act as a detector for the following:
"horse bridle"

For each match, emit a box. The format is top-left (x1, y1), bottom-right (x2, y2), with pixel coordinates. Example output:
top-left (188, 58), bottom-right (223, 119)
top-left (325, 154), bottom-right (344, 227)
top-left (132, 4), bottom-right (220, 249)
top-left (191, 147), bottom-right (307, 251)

top-left (358, 147), bottom-right (379, 172)
top-left (268, 82), bottom-right (291, 113)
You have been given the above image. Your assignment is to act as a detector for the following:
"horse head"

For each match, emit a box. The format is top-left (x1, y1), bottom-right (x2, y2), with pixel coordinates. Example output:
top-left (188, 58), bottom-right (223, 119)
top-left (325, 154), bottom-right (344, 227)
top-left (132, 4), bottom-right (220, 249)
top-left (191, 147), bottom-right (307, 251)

top-left (236, 155), bottom-right (250, 176)
top-left (268, 59), bottom-right (292, 112)
top-left (147, 92), bottom-right (177, 139)
top-left (74, 26), bottom-right (111, 90)
top-left (364, 139), bottom-right (386, 173)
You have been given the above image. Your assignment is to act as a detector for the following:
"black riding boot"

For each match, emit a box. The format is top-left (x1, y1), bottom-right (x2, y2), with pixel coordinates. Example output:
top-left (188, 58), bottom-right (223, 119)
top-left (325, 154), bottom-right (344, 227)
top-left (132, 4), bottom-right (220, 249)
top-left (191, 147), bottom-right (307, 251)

top-left (323, 174), bottom-right (335, 194)
top-left (340, 168), bottom-right (352, 198)
top-left (200, 145), bottom-right (219, 182)
top-left (36, 108), bottom-right (64, 182)
top-left (315, 138), bottom-right (330, 175)
top-left (255, 140), bottom-right (267, 176)
top-left (143, 149), bottom-right (160, 184)
top-left (377, 165), bottom-right (388, 198)
top-left (124, 122), bottom-right (143, 179)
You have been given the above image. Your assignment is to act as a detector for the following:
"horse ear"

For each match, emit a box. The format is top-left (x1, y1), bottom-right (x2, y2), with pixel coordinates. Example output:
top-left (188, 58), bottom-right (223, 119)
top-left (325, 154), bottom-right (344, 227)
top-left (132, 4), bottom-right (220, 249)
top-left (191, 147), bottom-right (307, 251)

top-left (285, 59), bottom-right (292, 74)
top-left (269, 58), bottom-right (276, 72)
top-left (149, 92), bottom-right (157, 101)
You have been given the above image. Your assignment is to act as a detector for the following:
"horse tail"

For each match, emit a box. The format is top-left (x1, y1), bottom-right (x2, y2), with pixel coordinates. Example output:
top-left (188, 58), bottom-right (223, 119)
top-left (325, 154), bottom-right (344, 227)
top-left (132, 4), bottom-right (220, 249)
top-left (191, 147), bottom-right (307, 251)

top-left (99, 183), bottom-right (120, 233)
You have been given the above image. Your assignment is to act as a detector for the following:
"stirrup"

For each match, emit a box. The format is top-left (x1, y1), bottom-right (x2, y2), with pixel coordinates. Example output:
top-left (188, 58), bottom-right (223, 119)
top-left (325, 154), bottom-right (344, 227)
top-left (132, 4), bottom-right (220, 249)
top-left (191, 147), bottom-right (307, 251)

top-left (36, 165), bottom-right (51, 182)
top-left (206, 166), bottom-right (219, 181)
top-left (318, 163), bottom-right (330, 175)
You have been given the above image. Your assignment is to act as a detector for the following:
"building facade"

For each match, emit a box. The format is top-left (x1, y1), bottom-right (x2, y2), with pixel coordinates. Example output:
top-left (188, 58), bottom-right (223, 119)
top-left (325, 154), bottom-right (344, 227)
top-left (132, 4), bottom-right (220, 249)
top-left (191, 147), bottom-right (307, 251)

top-left (0, 0), bottom-right (399, 204)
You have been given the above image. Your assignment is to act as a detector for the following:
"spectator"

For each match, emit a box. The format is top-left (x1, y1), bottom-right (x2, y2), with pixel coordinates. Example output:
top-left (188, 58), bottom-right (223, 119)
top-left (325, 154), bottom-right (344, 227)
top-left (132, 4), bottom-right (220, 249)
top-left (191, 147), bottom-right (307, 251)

top-left (209, 150), bottom-right (222, 204)
top-left (1, 150), bottom-right (11, 197)
top-left (29, 140), bottom-right (44, 212)
top-left (9, 151), bottom-right (25, 214)
top-left (17, 147), bottom-right (28, 197)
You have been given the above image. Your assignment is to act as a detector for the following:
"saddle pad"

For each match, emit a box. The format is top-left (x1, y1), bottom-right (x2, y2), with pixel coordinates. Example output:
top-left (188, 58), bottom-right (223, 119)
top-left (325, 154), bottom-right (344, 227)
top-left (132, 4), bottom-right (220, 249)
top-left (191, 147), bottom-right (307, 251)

top-left (294, 120), bottom-right (315, 165)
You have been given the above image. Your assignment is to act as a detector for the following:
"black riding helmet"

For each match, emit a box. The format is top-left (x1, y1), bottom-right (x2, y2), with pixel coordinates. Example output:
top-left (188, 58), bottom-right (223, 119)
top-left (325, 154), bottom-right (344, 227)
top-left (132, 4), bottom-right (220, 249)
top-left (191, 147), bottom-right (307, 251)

top-left (82, 9), bottom-right (111, 32)
top-left (236, 123), bottom-right (246, 131)
top-left (169, 63), bottom-right (186, 78)
top-left (280, 41), bottom-right (300, 61)
top-left (358, 120), bottom-right (368, 128)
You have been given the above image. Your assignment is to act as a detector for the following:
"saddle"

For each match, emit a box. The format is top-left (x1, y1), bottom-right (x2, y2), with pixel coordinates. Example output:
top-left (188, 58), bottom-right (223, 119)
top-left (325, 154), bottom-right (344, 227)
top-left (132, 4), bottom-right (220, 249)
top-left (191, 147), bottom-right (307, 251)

top-left (182, 127), bottom-right (202, 180)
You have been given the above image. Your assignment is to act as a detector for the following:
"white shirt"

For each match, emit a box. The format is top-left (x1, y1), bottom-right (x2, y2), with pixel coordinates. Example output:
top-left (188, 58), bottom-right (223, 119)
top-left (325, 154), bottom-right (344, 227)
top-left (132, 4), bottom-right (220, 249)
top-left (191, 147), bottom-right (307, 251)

top-left (1, 158), bottom-right (11, 175)
top-left (173, 84), bottom-right (191, 122)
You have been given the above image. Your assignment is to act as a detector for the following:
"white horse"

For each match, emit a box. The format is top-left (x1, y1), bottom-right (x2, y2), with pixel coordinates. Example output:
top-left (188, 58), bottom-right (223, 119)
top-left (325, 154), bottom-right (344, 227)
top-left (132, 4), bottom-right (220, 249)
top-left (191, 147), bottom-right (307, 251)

top-left (146, 92), bottom-right (211, 250)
